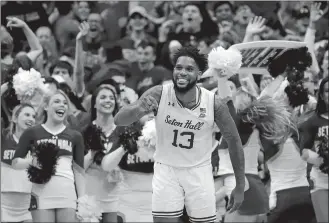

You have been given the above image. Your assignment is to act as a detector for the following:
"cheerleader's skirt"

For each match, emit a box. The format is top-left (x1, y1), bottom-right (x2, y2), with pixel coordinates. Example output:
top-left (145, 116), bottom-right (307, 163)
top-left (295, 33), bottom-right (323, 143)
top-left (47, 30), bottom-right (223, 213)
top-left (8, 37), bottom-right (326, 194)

top-left (1, 192), bottom-right (32, 222)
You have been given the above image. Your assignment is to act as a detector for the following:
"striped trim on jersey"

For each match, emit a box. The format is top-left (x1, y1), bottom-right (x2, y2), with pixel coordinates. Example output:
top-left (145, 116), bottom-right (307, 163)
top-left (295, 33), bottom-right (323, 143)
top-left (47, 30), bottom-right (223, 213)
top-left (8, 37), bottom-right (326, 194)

top-left (175, 85), bottom-right (202, 111)
top-left (152, 209), bottom-right (184, 218)
top-left (189, 214), bottom-right (217, 223)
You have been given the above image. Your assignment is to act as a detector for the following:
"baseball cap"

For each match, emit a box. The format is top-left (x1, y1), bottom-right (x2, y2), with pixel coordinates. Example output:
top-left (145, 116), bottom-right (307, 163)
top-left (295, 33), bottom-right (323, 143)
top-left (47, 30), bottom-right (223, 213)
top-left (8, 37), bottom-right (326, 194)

top-left (129, 6), bottom-right (148, 18)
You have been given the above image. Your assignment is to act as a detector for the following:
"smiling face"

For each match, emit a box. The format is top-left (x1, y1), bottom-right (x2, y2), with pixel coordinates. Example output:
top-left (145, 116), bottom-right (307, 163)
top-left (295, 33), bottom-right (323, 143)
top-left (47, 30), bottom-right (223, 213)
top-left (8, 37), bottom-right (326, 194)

top-left (215, 3), bottom-right (233, 22)
top-left (45, 92), bottom-right (69, 124)
top-left (15, 106), bottom-right (36, 131)
top-left (234, 5), bottom-right (254, 25)
top-left (95, 88), bottom-right (116, 115)
top-left (173, 56), bottom-right (201, 93)
top-left (130, 13), bottom-right (147, 31)
top-left (77, 1), bottom-right (90, 21)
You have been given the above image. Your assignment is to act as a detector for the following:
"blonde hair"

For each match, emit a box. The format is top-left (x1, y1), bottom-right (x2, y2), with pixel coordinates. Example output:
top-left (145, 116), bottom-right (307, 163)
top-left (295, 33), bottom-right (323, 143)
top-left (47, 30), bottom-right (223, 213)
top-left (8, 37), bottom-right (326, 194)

top-left (42, 90), bottom-right (71, 124)
top-left (9, 103), bottom-right (35, 136)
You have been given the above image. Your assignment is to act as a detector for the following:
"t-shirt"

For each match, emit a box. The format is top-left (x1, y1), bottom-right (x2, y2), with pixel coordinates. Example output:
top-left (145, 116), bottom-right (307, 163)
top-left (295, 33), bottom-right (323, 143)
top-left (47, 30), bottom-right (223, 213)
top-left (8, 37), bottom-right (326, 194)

top-left (13, 124), bottom-right (85, 181)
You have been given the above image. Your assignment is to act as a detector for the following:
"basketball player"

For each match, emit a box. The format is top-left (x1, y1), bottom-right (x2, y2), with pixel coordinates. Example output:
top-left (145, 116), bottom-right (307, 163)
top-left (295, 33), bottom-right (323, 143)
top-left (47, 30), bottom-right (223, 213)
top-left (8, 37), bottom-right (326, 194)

top-left (114, 46), bottom-right (245, 223)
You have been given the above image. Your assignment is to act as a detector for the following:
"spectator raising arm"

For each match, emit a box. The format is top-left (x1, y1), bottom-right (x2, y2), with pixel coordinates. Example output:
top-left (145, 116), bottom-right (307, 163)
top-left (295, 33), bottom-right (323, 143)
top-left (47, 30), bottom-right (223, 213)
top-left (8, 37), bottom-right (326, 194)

top-left (73, 22), bottom-right (89, 98)
top-left (304, 2), bottom-right (327, 75)
top-left (242, 16), bottom-right (266, 43)
top-left (6, 17), bottom-right (42, 62)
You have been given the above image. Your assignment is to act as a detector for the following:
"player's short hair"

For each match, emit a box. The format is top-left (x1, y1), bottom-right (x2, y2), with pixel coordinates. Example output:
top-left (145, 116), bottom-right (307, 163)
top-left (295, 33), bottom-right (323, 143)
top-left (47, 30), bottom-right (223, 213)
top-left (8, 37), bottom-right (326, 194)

top-left (172, 46), bottom-right (208, 72)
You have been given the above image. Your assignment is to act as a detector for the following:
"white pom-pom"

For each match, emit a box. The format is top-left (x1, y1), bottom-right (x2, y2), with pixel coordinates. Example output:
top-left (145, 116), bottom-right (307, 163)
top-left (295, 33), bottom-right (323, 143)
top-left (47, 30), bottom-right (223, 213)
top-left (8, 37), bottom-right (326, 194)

top-left (207, 46), bottom-right (242, 78)
top-left (76, 195), bottom-right (102, 222)
top-left (13, 68), bottom-right (46, 99)
top-left (136, 119), bottom-right (156, 160)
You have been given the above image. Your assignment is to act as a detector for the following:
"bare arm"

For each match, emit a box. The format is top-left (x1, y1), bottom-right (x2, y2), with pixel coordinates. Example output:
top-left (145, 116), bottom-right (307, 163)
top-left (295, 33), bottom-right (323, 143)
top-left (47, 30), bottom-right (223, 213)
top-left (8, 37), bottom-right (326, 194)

top-left (114, 85), bottom-right (162, 126)
top-left (214, 95), bottom-right (245, 189)
top-left (101, 147), bottom-right (126, 172)
top-left (73, 22), bottom-right (88, 97)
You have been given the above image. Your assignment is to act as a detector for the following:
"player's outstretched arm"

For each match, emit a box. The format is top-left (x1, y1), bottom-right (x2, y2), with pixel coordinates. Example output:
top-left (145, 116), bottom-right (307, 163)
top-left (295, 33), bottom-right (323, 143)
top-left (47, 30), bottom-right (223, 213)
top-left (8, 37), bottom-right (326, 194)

top-left (114, 85), bottom-right (163, 126)
top-left (214, 95), bottom-right (245, 188)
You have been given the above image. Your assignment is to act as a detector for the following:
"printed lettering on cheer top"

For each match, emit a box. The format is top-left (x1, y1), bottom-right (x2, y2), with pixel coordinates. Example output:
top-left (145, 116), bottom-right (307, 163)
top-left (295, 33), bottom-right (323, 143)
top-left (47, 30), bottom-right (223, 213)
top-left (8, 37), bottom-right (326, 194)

top-left (230, 41), bottom-right (309, 75)
top-left (317, 125), bottom-right (328, 137)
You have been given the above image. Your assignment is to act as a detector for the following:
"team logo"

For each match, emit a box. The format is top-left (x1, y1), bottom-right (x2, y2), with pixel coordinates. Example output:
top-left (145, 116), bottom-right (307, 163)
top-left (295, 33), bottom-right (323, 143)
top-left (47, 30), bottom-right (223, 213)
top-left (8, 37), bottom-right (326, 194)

top-left (199, 107), bottom-right (206, 118)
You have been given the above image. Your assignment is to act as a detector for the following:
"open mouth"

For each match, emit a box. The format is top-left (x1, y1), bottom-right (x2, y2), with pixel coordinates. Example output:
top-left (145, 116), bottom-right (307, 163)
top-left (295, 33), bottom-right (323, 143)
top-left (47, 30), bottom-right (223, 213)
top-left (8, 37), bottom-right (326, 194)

top-left (187, 17), bottom-right (193, 22)
top-left (102, 103), bottom-right (113, 109)
top-left (177, 78), bottom-right (188, 85)
top-left (55, 109), bottom-right (65, 117)
top-left (25, 121), bottom-right (33, 127)
top-left (90, 27), bottom-right (98, 32)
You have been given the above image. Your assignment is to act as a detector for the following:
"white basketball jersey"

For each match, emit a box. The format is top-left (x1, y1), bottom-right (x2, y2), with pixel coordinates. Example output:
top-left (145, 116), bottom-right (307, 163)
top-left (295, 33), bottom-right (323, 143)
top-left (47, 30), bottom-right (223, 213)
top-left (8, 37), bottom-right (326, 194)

top-left (154, 83), bottom-right (217, 168)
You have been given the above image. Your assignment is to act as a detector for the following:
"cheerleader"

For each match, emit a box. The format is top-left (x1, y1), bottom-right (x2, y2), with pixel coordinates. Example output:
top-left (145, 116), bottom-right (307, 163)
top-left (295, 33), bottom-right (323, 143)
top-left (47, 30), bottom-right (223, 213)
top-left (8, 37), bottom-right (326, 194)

top-left (1, 104), bottom-right (35, 223)
top-left (213, 76), bottom-right (269, 223)
top-left (260, 47), bottom-right (316, 223)
top-left (83, 85), bottom-right (125, 223)
top-left (299, 77), bottom-right (328, 223)
top-left (12, 90), bottom-right (85, 222)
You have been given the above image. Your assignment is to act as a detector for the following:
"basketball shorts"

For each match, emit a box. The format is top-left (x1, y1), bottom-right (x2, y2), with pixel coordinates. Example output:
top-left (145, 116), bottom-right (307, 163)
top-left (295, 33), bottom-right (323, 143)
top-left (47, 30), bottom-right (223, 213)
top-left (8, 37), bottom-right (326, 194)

top-left (152, 162), bottom-right (216, 223)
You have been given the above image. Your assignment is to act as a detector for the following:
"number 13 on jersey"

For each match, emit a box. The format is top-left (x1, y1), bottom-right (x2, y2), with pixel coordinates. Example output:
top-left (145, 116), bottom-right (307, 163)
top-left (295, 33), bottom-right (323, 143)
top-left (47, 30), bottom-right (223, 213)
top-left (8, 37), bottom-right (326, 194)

top-left (172, 129), bottom-right (195, 149)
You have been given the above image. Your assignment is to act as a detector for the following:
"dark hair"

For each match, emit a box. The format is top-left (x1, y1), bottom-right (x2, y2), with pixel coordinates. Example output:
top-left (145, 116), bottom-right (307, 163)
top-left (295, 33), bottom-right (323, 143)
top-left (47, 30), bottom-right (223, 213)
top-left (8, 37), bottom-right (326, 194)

top-left (316, 77), bottom-right (329, 115)
top-left (97, 78), bottom-right (121, 96)
top-left (292, 6), bottom-right (310, 19)
top-left (266, 18), bottom-right (287, 36)
top-left (44, 77), bottom-right (59, 88)
top-left (137, 40), bottom-right (157, 52)
top-left (91, 86), bottom-right (119, 121)
top-left (49, 60), bottom-right (73, 76)
top-left (104, 45), bottom-right (123, 63)
top-left (213, 1), bottom-right (234, 13)
top-left (267, 46), bottom-right (312, 78)
top-left (55, 1), bottom-right (74, 15)
top-left (172, 46), bottom-right (208, 72)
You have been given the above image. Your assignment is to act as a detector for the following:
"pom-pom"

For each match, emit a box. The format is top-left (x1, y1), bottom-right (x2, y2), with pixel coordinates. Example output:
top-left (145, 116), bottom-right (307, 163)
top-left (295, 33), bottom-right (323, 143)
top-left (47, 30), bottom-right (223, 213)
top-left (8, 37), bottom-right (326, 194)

top-left (207, 46), bottom-right (242, 78)
top-left (284, 81), bottom-right (309, 108)
top-left (316, 135), bottom-right (329, 174)
top-left (76, 195), bottom-right (102, 222)
top-left (84, 124), bottom-right (106, 165)
top-left (119, 126), bottom-right (141, 154)
top-left (106, 167), bottom-right (124, 183)
top-left (136, 119), bottom-right (157, 160)
top-left (240, 96), bottom-right (296, 142)
top-left (27, 142), bottom-right (60, 184)
top-left (12, 68), bottom-right (47, 100)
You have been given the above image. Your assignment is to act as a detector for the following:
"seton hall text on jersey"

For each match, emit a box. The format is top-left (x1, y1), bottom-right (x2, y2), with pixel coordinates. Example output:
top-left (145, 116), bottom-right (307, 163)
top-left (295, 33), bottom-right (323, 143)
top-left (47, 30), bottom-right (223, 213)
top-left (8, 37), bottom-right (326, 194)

top-left (37, 139), bottom-right (73, 152)
top-left (165, 115), bottom-right (204, 130)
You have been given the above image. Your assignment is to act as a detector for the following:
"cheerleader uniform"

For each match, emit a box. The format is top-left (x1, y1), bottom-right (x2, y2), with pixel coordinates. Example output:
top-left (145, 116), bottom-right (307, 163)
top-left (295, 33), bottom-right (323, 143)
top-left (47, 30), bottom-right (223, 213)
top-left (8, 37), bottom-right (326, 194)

top-left (299, 114), bottom-right (328, 222)
top-left (13, 124), bottom-right (85, 210)
top-left (215, 128), bottom-right (268, 216)
top-left (117, 148), bottom-right (154, 222)
top-left (1, 131), bottom-right (32, 222)
top-left (265, 137), bottom-right (315, 223)
top-left (84, 124), bottom-right (123, 214)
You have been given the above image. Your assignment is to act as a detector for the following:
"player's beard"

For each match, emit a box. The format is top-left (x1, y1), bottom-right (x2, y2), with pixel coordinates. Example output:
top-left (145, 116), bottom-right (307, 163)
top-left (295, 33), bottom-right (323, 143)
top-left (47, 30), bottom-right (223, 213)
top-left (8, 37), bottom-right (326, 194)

top-left (172, 77), bottom-right (197, 93)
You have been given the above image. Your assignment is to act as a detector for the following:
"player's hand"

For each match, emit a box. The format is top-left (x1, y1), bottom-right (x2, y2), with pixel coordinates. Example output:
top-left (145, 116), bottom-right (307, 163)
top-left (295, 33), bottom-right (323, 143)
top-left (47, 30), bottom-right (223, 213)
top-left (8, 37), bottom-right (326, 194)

top-left (140, 95), bottom-right (159, 115)
top-left (227, 186), bottom-right (244, 213)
